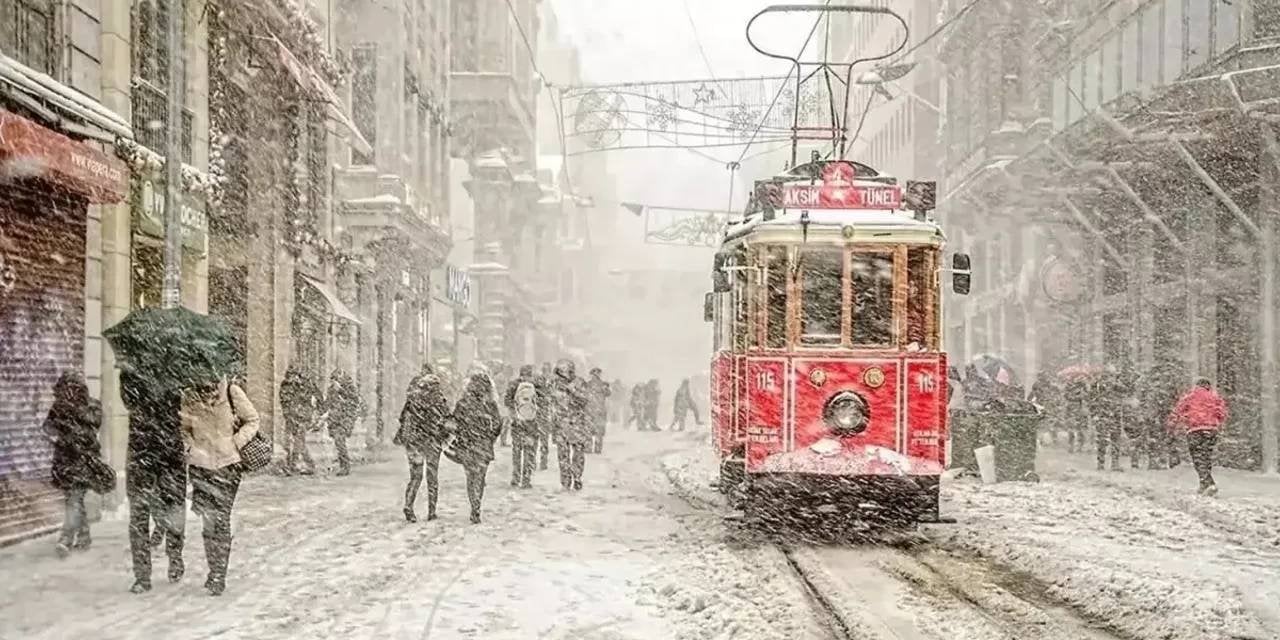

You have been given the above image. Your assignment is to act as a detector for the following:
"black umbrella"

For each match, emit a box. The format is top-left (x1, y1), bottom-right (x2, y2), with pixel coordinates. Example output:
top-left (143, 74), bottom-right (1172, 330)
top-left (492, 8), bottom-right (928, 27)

top-left (104, 306), bottom-right (239, 391)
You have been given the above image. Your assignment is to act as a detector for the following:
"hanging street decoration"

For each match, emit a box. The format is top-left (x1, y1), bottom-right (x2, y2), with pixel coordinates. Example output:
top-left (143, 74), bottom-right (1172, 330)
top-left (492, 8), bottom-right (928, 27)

top-left (563, 75), bottom-right (833, 155)
top-left (638, 204), bottom-right (736, 247)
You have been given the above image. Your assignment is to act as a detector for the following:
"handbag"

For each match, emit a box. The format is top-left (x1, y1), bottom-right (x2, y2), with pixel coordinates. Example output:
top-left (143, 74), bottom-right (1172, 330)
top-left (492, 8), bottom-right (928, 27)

top-left (86, 456), bottom-right (116, 494)
top-left (228, 384), bottom-right (272, 472)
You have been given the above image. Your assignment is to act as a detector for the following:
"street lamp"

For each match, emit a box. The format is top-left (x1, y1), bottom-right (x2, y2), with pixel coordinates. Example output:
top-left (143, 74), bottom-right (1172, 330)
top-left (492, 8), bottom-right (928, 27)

top-left (855, 63), bottom-right (943, 116)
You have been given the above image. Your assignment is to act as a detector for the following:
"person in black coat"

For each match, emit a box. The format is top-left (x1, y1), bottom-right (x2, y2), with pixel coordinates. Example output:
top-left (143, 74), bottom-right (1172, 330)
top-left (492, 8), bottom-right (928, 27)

top-left (451, 373), bottom-right (503, 523)
top-left (504, 365), bottom-right (541, 488)
top-left (394, 365), bottom-right (451, 522)
top-left (120, 366), bottom-right (187, 593)
top-left (279, 366), bottom-right (320, 475)
top-left (535, 363), bottom-right (554, 470)
top-left (551, 360), bottom-right (590, 491)
top-left (324, 369), bottom-right (362, 476)
top-left (44, 371), bottom-right (103, 557)
top-left (585, 368), bottom-right (611, 453)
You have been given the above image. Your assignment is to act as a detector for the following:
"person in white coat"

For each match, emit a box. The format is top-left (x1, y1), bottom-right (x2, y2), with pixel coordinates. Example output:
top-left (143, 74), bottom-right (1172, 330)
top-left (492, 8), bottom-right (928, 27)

top-left (180, 377), bottom-right (259, 596)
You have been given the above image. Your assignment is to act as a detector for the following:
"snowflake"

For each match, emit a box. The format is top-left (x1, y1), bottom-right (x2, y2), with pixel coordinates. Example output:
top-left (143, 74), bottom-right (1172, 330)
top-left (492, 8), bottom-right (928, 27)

top-left (647, 97), bottom-right (677, 131)
top-left (728, 105), bottom-right (760, 138)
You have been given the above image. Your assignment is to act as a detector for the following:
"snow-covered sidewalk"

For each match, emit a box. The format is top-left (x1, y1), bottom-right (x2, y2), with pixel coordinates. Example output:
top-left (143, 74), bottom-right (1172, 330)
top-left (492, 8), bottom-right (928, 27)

top-left (662, 447), bottom-right (1280, 640)
top-left (0, 429), bottom-right (826, 640)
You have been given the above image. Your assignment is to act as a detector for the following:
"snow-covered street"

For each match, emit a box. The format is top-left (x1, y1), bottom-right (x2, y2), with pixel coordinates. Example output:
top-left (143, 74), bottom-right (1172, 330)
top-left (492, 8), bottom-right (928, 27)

top-left (665, 444), bottom-right (1280, 640)
top-left (0, 429), bottom-right (826, 640)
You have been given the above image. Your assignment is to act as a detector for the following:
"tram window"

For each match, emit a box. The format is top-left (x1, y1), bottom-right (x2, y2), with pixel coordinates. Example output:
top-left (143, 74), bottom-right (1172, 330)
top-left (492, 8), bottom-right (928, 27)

top-left (765, 247), bottom-right (788, 349)
top-left (907, 247), bottom-right (938, 350)
top-left (733, 265), bottom-right (748, 351)
top-left (799, 249), bottom-right (844, 346)
top-left (851, 253), bottom-right (895, 346)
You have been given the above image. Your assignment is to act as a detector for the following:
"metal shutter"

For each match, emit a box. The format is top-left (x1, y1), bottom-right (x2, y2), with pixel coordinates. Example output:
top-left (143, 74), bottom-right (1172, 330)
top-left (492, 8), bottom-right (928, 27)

top-left (0, 178), bottom-right (87, 545)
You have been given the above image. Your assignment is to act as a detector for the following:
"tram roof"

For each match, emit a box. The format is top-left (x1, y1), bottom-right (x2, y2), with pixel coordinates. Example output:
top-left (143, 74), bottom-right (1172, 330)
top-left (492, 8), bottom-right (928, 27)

top-left (723, 208), bottom-right (944, 246)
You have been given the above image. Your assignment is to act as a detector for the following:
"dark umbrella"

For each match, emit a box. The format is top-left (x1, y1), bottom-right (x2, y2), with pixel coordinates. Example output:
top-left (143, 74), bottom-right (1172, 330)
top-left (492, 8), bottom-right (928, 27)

top-left (970, 353), bottom-right (1018, 387)
top-left (104, 306), bottom-right (239, 391)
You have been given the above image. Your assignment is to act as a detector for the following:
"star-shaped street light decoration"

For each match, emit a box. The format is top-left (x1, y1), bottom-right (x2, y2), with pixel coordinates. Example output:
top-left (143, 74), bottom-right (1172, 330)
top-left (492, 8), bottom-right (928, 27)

top-left (692, 82), bottom-right (718, 107)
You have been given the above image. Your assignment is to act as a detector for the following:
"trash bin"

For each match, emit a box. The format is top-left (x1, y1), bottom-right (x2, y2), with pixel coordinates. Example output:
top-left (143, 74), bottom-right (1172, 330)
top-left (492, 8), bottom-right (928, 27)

top-left (947, 409), bottom-right (1041, 482)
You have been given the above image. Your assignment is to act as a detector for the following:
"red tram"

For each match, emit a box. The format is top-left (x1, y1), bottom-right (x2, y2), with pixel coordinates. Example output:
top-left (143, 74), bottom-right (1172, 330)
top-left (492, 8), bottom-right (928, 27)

top-left (705, 159), bottom-right (970, 523)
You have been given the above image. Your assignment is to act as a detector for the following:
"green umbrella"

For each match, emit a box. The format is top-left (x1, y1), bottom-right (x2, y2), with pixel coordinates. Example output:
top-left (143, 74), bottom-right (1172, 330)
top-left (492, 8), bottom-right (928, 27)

top-left (104, 306), bottom-right (239, 391)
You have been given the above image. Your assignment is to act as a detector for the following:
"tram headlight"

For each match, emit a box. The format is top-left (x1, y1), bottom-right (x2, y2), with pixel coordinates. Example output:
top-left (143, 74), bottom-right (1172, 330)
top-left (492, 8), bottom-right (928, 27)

top-left (823, 390), bottom-right (869, 436)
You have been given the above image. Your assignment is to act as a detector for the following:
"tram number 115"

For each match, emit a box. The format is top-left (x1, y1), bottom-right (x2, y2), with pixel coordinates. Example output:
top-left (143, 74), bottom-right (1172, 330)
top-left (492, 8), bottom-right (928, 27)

top-left (754, 370), bottom-right (776, 392)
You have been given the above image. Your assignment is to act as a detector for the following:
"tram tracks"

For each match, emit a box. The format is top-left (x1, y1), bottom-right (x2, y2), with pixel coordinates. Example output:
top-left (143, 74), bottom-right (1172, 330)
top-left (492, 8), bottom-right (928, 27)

top-left (663, 464), bottom-right (1132, 640)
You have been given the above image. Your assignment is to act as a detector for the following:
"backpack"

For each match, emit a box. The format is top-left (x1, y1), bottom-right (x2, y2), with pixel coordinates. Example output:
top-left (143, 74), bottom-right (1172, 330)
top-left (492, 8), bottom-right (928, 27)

top-left (514, 380), bottom-right (538, 421)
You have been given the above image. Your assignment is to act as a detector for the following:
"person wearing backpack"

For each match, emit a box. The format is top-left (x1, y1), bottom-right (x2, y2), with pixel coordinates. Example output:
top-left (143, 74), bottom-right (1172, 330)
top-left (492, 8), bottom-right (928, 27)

top-left (505, 365), bottom-right (541, 488)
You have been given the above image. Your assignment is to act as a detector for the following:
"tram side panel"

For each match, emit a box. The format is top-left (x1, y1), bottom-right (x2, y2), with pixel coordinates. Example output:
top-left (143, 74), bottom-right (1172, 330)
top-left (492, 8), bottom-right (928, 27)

top-left (903, 356), bottom-right (947, 474)
top-left (710, 351), bottom-right (737, 456)
top-left (743, 358), bottom-right (787, 469)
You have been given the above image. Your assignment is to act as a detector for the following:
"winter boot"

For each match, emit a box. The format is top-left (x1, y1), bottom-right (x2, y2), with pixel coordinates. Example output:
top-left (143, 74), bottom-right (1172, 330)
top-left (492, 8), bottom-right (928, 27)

top-left (469, 510), bottom-right (481, 524)
top-left (168, 557), bottom-right (185, 583)
top-left (55, 542), bottom-right (71, 558)
top-left (129, 580), bottom-right (152, 594)
top-left (404, 507), bottom-right (418, 523)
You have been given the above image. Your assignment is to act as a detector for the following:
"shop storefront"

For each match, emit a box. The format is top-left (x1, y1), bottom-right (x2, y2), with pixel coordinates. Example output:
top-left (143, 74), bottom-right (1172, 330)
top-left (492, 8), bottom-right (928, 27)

top-left (130, 177), bottom-right (208, 310)
top-left (0, 108), bottom-right (127, 544)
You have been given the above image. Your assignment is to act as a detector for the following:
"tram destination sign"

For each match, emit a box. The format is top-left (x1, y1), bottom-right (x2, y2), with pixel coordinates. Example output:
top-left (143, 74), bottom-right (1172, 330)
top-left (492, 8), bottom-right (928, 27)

top-left (782, 183), bottom-right (902, 210)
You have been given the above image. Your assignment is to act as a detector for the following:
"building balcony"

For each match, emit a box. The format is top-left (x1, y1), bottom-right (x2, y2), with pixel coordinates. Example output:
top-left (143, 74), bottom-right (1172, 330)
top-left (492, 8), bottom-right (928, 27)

top-left (449, 71), bottom-right (536, 158)
top-left (335, 169), bottom-right (450, 265)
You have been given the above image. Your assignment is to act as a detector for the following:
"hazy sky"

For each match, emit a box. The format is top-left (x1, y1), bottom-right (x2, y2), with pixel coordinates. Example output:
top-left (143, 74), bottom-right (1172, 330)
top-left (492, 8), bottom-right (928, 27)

top-left (544, 0), bottom-right (829, 214)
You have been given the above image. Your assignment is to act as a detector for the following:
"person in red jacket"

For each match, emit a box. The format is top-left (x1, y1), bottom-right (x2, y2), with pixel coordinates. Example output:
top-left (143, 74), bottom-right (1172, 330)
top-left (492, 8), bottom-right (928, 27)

top-left (1168, 378), bottom-right (1228, 495)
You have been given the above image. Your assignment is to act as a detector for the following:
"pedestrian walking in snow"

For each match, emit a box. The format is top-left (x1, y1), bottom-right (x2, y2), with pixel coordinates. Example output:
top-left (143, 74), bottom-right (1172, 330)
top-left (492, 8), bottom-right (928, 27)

top-left (505, 365), bottom-right (541, 488)
top-left (179, 376), bottom-right (260, 596)
top-left (608, 378), bottom-right (626, 425)
top-left (1143, 363), bottom-right (1183, 469)
top-left (1116, 365), bottom-right (1144, 469)
top-left (643, 379), bottom-right (661, 431)
top-left (395, 365), bottom-right (451, 523)
top-left (120, 366), bottom-right (187, 594)
top-left (1169, 378), bottom-right (1228, 495)
top-left (1093, 366), bottom-right (1127, 471)
top-left (1027, 375), bottom-right (1060, 444)
top-left (1062, 377), bottom-right (1090, 454)
top-left (44, 372), bottom-right (107, 557)
top-left (492, 363), bottom-right (512, 448)
top-left (536, 363), bottom-right (554, 470)
top-left (626, 383), bottom-right (644, 429)
top-left (669, 378), bottom-right (702, 431)
top-left (586, 368), bottom-right (611, 453)
top-left (449, 373), bottom-right (503, 523)
top-left (324, 369), bottom-right (362, 476)
top-left (279, 366), bottom-right (319, 475)
top-left (551, 360), bottom-right (590, 490)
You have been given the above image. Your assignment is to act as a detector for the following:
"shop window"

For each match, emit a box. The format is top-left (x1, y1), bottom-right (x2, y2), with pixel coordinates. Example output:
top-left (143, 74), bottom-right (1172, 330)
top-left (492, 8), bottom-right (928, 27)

top-left (131, 243), bottom-right (164, 310)
top-left (1052, 77), bottom-right (1067, 131)
top-left (851, 252), bottom-right (894, 347)
top-left (351, 44), bottom-right (378, 165)
top-left (1163, 0), bottom-right (1185, 84)
top-left (1216, 0), bottom-right (1240, 54)
top-left (1188, 0), bottom-right (1211, 69)
top-left (1140, 4), bottom-right (1162, 89)
top-left (131, 0), bottom-right (193, 163)
top-left (1101, 36), bottom-right (1119, 104)
top-left (0, 0), bottom-right (54, 74)
top-left (1122, 19), bottom-right (1139, 94)
top-left (764, 246), bottom-right (787, 349)
top-left (798, 249), bottom-right (843, 347)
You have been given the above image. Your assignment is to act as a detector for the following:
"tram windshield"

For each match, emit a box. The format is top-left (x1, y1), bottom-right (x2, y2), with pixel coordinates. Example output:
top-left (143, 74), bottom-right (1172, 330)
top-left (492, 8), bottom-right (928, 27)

top-left (717, 243), bottom-right (940, 353)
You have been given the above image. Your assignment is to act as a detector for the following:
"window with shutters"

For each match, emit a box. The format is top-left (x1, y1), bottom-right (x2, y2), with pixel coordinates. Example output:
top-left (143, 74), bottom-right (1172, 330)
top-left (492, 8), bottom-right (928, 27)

top-left (0, 0), bottom-right (55, 75)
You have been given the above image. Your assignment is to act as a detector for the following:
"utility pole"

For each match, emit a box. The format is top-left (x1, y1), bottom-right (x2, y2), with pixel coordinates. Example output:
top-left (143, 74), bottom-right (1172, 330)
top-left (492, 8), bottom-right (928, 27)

top-left (1258, 123), bottom-right (1280, 475)
top-left (161, 0), bottom-right (185, 309)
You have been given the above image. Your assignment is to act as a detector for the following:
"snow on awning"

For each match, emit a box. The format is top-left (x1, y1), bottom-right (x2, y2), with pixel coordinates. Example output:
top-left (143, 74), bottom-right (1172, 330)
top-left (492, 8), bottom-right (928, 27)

top-left (271, 35), bottom-right (373, 158)
top-left (298, 273), bottom-right (362, 325)
top-left (0, 52), bottom-right (131, 140)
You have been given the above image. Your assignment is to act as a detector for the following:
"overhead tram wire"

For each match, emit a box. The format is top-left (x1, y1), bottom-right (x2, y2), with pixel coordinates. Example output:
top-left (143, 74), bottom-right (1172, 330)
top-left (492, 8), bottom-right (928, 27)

top-left (680, 0), bottom-right (731, 98)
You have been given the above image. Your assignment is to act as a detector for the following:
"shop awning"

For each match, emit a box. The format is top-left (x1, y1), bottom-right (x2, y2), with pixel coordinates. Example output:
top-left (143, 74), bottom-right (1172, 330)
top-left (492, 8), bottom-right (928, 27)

top-left (298, 274), bottom-right (361, 325)
top-left (0, 109), bottom-right (128, 203)
top-left (271, 35), bottom-right (374, 158)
